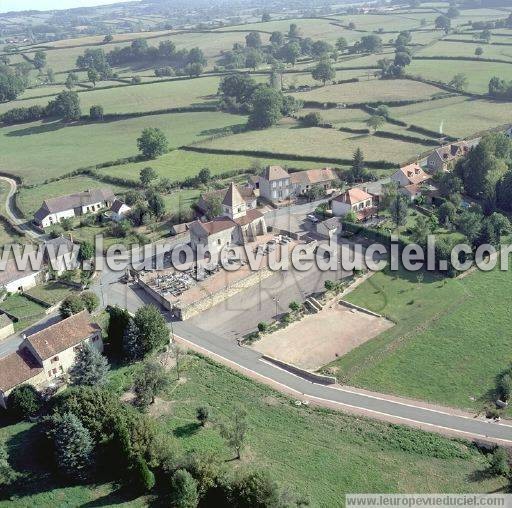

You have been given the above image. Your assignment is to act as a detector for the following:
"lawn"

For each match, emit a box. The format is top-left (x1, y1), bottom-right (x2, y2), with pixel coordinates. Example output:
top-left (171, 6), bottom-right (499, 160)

top-left (197, 123), bottom-right (427, 165)
top-left (24, 282), bottom-right (76, 306)
top-left (289, 79), bottom-right (447, 104)
top-left (327, 262), bottom-right (512, 413)
top-left (329, 13), bottom-right (440, 32)
top-left (0, 294), bottom-right (47, 331)
top-left (391, 96), bottom-right (512, 138)
top-left (0, 111), bottom-right (247, 185)
top-left (0, 355), bottom-right (506, 507)
top-left (407, 59), bottom-right (512, 93)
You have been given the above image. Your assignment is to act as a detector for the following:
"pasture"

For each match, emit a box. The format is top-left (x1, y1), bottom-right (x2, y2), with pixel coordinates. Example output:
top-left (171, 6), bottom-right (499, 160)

top-left (328, 263), bottom-right (512, 413)
top-left (417, 40), bottom-right (512, 62)
top-left (290, 79), bottom-right (448, 104)
top-left (407, 59), bottom-right (512, 93)
top-left (390, 96), bottom-right (512, 138)
top-left (0, 111), bottom-right (246, 185)
top-left (197, 123), bottom-right (428, 164)
top-left (0, 76), bottom-right (221, 117)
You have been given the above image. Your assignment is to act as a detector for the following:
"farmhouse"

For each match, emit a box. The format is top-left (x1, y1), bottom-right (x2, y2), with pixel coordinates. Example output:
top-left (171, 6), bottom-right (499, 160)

top-left (426, 142), bottom-right (469, 172)
top-left (0, 311), bottom-right (103, 409)
top-left (290, 168), bottom-right (338, 196)
top-left (34, 188), bottom-right (115, 228)
top-left (189, 183), bottom-right (266, 254)
top-left (391, 163), bottom-right (432, 201)
top-left (195, 184), bottom-right (257, 219)
top-left (332, 188), bottom-right (375, 220)
top-left (258, 165), bottom-right (292, 204)
top-left (110, 199), bottom-right (131, 222)
top-left (0, 257), bottom-right (43, 293)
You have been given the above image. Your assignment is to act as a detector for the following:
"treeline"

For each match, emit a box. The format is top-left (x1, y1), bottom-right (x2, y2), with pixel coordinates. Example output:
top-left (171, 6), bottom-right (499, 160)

top-left (75, 39), bottom-right (208, 79)
top-left (469, 12), bottom-right (512, 30)
top-left (489, 76), bottom-right (512, 100)
top-left (1, 90), bottom-right (82, 124)
top-left (0, 63), bottom-right (30, 103)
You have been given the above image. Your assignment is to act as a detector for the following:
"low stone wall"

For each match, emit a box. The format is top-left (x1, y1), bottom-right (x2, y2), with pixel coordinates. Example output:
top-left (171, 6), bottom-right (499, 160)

top-left (261, 354), bottom-right (337, 385)
top-left (180, 266), bottom-right (275, 320)
top-left (138, 266), bottom-right (276, 321)
top-left (339, 299), bottom-right (383, 319)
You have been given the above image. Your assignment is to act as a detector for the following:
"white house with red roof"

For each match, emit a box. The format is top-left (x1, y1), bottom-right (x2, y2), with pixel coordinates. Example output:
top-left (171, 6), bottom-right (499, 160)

top-left (332, 188), bottom-right (375, 220)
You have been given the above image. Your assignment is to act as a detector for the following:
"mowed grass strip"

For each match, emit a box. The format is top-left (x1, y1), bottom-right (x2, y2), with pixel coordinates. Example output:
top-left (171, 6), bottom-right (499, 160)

top-left (0, 111), bottom-right (246, 185)
top-left (196, 123), bottom-right (426, 164)
top-left (329, 263), bottom-right (512, 412)
top-left (289, 79), bottom-right (447, 104)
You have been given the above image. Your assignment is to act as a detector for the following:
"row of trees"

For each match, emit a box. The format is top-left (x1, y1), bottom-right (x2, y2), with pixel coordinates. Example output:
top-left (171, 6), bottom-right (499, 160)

top-left (489, 76), bottom-right (512, 99)
top-left (76, 40), bottom-right (208, 83)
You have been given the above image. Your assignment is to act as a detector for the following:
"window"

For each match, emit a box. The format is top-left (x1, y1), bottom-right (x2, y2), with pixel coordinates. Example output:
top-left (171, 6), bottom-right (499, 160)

top-left (47, 371), bottom-right (51, 377)
top-left (217, 239), bottom-right (221, 245)
top-left (52, 368), bottom-right (57, 375)
top-left (272, 182), bottom-right (277, 188)
top-left (51, 356), bottom-right (59, 363)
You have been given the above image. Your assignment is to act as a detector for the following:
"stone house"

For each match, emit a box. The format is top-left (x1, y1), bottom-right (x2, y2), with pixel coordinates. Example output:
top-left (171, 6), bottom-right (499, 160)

top-left (0, 257), bottom-right (43, 293)
top-left (34, 188), bottom-right (115, 228)
top-left (391, 163), bottom-right (431, 201)
top-left (195, 185), bottom-right (257, 219)
top-left (426, 142), bottom-right (470, 172)
top-left (0, 311), bottom-right (103, 409)
top-left (290, 168), bottom-right (338, 197)
top-left (110, 199), bottom-right (131, 222)
top-left (189, 183), bottom-right (266, 255)
top-left (258, 165), bottom-right (291, 204)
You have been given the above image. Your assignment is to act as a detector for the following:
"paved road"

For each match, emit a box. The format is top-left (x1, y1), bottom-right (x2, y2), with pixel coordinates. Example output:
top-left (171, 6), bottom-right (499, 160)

top-left (172, 320), bottom-right (512, 445)
top-left (0, 176), bottom-right (46, 241)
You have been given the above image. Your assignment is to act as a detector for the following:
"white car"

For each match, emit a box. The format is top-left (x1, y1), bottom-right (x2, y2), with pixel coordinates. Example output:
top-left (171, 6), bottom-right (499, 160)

top-left (307, 214), bottom-right (319, 223)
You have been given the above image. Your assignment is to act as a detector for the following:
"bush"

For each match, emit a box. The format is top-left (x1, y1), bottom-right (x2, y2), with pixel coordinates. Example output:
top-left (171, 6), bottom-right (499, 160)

top-left (1, 105), bottom-right (46, 125)
top-left (300, 111), bottom-right (322, 127)
top-left (132, 455), bottom-right (155, 492)
top-left (257, 322), bottom-right (268, 333)
top-left (89, 105), bottom-right (104, 120)
top-left (487, 447), bottom-right (510, 477)
top-left (8, 384), bottom-right (43, 419)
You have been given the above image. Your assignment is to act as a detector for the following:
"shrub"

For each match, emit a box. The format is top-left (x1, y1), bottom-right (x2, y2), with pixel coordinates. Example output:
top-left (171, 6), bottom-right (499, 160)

top-left (132, 455), bottom-right (155, 492)
top-left (300, 111), bottom-right (322, 127)
top-left (8, 384), bottom-right (43, 419)
top-left (257, 322), bottom-right (268, 333)
top-left (89, 105), bottom-right (104, 120)
top-left (487, 447), bottom-right (510, 477)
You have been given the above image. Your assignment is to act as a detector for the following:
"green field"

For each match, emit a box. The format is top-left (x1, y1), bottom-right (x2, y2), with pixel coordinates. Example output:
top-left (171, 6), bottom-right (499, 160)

top-left (0, 111), bottom-right (246, 185)
top-left (0, 355), bottom-right (506, 507)
top-left (101, 148), bottom-right (316, 183)
top-left (0, 76), bottom-right (221, 116)
top-left (408, 59), bottom-right (512, 93)
top-left (391, 96), bottom-right (512, 138)
top-left (418, 40), bottom-right (512, 62)
top-left (328, 263), bottom-right (512, 412)
top-left (197, 122), bottom-right (426, 164)
top-left (290, 79), bottom-right (448, 104)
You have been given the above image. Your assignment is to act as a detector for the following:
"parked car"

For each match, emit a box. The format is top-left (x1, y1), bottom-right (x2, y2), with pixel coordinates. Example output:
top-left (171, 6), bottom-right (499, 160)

top-left (307, 214), bottom-right (319, 223)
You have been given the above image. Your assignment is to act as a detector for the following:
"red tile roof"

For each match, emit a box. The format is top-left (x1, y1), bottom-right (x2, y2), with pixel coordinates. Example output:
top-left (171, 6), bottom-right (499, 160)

top-left (0, 348), bottom-right (43, 392)
top-left (26, 310), bottom-right (100, 361)
top-left (333, 188), bottom-right (373, 205)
